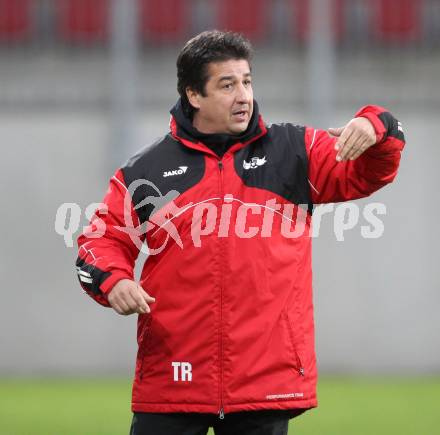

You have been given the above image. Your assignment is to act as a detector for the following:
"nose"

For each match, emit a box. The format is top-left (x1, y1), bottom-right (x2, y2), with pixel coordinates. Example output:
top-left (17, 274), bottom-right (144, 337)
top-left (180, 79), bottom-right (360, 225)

top-left (235, 82), bottom-right (252, 104)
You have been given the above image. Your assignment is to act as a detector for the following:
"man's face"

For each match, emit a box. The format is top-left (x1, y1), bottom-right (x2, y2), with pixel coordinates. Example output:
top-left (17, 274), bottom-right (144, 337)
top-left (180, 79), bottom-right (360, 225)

top-left (188, 59), bottom-right (254, 135)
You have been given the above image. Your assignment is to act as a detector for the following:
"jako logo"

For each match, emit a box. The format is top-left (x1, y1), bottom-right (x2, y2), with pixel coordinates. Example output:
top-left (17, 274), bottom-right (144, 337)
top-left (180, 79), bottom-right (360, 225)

top-left (163, 166), bottom-right (188, 177)
top-left (243, 156), bottom-right (267, 170)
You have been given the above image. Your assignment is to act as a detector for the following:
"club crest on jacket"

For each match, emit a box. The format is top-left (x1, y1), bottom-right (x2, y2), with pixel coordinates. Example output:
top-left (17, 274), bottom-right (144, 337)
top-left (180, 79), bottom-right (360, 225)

top-left (243, 156), bottom-right (267, 170)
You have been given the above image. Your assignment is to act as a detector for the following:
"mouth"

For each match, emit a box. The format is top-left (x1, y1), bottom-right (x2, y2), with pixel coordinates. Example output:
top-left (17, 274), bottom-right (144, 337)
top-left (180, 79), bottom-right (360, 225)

top-left (232, 110), bottom-right (249, 121)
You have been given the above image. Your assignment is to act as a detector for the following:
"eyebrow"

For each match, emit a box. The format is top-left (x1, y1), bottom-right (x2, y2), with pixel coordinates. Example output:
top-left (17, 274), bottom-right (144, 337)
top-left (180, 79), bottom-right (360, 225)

top-left (218, 73), bottom-right (252, 82)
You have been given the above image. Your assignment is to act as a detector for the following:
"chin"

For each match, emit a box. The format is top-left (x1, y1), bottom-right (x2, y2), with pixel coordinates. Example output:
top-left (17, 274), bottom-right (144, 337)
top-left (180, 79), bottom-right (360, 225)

top-left (230, 122), bottom-right (249, 135)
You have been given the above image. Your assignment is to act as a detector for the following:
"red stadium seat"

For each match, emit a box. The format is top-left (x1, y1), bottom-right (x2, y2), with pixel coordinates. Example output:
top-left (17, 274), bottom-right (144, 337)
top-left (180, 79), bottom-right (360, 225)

top-left (139, 0), bottom-right (190, 43)
top-left (0, 0), bottom-right (32, 42)
top-left (216, 0), bottom-right (268, 41)
top-left (56, 0), bottom-right (109, 43)
top-left (291, 0), bottom-right (346, 42)
top-left (372, 0), bottom-right (423, 43)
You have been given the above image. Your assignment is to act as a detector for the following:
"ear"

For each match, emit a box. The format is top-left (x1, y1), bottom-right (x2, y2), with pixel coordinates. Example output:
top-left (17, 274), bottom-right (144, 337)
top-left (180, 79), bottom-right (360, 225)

top-left (186, 87), bottom-right (201, 110)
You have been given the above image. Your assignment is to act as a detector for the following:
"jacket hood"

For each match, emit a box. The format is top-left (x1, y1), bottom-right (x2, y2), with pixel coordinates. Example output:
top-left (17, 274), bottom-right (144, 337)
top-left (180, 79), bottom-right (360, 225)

top-left (169, 98), bottom-right (265, 157)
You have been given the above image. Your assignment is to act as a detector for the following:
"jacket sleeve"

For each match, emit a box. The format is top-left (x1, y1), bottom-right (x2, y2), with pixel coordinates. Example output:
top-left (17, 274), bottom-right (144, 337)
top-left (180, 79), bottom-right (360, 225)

top-left (75, 169), bottom-right (143, 307)
top-left (306, 105), bottom-right (405, 204)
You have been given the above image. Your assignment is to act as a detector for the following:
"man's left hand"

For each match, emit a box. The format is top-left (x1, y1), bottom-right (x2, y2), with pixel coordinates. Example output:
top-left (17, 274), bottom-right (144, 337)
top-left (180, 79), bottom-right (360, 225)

top-left (328, 117), bottom-right (376, 162)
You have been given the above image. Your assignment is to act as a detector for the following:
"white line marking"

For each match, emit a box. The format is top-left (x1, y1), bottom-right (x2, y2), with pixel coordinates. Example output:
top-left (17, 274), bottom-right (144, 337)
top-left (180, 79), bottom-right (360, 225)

top-left (308, 179), bottom-right (320, 195)
top-left (80, 245), bottom-right (97, 261)
top-left (151, 197), bottom-right (222, 236)
top-left (150, 196), bottom-right (310, 236)
top-left (309, 129), bottom-right (317, 150)
top-left (112, 175), bottom-right (128, 191)
top-left (77, 270), bottom-right (92, 278)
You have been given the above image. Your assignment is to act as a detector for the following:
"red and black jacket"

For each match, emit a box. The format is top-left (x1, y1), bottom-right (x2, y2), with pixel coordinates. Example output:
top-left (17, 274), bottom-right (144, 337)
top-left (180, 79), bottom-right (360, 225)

top-left (76, 103), bottom-right (405, 416)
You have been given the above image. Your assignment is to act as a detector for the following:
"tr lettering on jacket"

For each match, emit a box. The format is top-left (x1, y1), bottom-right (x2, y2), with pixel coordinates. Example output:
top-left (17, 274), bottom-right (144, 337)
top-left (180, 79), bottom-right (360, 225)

top-left (172, 361), bottom-right (193, 382)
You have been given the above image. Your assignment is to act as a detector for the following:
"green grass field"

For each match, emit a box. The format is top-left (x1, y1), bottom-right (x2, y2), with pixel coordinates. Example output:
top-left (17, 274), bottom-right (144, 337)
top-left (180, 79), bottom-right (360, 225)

top-left (0, 377), bottom-right (439, 435)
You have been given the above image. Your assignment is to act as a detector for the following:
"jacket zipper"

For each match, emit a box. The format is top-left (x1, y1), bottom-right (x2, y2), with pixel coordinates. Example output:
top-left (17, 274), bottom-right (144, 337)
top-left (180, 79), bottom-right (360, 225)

top-left (293, 337), bottom-right (305, 377)
top-left (295, 350), bottom-right (305, 377)
top-left (139, 315), bottom-right (152, 381)
top-left (284, 312), bottom-right (305, 377)
top-left (217, 159), bottom-right (225, 419)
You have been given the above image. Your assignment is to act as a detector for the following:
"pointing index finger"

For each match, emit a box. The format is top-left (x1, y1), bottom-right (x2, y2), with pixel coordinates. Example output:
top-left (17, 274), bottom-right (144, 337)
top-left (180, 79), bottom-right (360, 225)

top-left (335, 127), bottom-right (356, 161)
top-left (335, 126), bottom-right (353, 149)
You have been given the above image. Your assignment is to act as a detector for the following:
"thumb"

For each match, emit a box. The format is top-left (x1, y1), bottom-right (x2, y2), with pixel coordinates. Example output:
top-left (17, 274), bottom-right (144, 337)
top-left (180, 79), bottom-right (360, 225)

top-left (328, 126), bottom-right (345, 137)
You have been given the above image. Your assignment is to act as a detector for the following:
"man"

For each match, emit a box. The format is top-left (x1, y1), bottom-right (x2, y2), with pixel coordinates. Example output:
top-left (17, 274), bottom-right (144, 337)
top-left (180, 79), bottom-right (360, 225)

top-left (75, 30), bottom-right (405, 435)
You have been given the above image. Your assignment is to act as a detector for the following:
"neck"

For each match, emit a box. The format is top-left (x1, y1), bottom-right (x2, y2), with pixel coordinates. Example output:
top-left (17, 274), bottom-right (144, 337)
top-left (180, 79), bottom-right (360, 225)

top-left (192, 114), bottom-right (225, 135)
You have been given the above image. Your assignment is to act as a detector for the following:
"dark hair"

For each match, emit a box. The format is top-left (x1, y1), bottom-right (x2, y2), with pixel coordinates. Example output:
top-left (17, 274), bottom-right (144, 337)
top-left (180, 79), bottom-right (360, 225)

top-left (176, 30), bottom-right (253, 116)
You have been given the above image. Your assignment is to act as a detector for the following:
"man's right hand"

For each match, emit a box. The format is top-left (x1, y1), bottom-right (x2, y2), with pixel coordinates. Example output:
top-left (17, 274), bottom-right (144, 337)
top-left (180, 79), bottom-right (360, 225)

top-left (107, 279), bottom-right (156, 316)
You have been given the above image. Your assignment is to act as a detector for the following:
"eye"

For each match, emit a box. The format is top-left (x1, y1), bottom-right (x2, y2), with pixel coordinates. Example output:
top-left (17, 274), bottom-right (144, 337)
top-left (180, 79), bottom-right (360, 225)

top-left (244, 79), bottom-right (252, 86)
top-left (223, 83), bottom-right (233, 90)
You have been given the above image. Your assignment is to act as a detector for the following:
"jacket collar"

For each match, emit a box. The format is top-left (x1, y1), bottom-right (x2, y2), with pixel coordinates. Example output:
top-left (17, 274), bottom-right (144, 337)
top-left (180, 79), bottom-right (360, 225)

top-left (169, 98), bottom-right (267, 157)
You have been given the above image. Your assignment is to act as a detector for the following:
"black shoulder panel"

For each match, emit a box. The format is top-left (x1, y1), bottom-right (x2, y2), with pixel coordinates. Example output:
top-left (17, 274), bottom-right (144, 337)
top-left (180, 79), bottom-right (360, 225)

top-left (121, 134), bottom-right (205, 224)
top-left (234, 123), bottom-right (312, 212)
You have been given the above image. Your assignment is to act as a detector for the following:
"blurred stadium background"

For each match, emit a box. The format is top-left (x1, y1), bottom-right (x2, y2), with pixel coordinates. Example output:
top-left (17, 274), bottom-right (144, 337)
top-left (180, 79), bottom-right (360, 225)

top-left (0, 0), bottom-right (439, 434)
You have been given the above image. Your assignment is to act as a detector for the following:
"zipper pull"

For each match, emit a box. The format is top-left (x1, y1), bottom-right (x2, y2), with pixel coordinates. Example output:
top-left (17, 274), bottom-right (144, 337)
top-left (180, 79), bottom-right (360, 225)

top-left (219, 408), bottom-right (225, 420)
top-left (218, 160), bottom-right (223, 171)
top-left (299, 367), bottom-right (305, 376)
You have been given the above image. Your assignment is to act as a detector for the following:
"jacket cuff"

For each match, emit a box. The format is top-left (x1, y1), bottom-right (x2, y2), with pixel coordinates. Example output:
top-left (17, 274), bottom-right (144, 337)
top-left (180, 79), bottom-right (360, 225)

top-left (100, 271), bottom-right (134, 295)
top-left (355, 105), bottom-right (387, 144)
